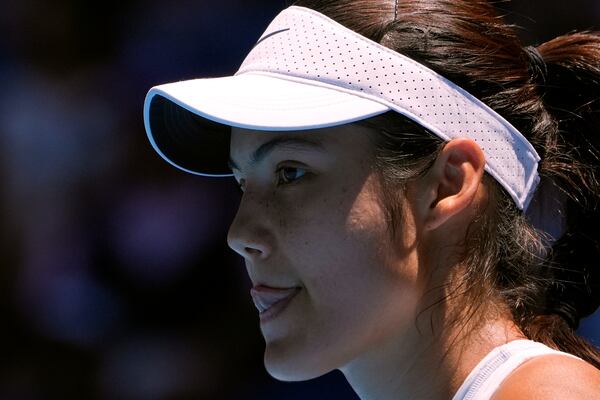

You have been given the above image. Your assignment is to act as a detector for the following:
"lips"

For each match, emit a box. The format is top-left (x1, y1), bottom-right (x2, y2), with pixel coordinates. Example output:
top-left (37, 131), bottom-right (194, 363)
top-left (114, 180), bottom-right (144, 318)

top-left (250, 285), bottom-right (301, 313)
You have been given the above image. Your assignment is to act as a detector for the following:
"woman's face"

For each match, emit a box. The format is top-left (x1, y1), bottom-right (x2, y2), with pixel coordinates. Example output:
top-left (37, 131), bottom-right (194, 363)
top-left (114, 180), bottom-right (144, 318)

top-left (227, 124), bottom-right (424, 380)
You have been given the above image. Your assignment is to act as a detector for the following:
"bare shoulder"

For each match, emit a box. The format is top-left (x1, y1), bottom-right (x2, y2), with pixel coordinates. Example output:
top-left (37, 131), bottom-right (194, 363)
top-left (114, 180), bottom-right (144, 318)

top-left (492, 354), bottom-right (600, 400)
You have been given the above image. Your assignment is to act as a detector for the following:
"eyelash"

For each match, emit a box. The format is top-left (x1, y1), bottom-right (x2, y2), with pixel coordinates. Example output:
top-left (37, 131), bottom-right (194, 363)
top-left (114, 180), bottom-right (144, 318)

top-left (236, 178), bottom-right (246, 193)
top-left (235, 166), bottom-right (308, 193)
top-left (276, 166), bottom-right (307, 186)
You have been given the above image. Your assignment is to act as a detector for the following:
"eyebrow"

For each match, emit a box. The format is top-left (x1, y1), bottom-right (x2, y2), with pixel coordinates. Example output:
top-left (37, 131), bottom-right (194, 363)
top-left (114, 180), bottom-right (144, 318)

top-left (228, 136), bottom-right (325, 172)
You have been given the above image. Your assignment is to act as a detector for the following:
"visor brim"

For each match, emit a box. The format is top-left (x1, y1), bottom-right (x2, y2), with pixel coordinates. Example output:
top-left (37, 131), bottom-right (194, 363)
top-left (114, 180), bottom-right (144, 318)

top-left (143, 72), bottom-right (389, 176)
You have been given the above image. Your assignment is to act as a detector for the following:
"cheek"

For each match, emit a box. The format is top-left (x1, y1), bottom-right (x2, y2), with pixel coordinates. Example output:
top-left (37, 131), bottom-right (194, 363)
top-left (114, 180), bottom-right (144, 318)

top-left (289, 175), bottom-right (417, 326)
top-left (270, 181), bottom-right (346, 249)
top-left (275, 174), bottom-right (414, 292)
top-left (262, 176), bottom-right (421, 377)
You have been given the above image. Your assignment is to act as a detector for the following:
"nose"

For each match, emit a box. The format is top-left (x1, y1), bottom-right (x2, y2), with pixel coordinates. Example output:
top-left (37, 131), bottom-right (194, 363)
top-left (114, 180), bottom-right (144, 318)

top-left (227, 193), bottom-right (273, 261)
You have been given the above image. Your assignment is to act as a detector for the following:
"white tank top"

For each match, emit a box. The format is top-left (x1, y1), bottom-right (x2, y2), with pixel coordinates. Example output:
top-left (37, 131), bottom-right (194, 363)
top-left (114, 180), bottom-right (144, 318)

top-left (452, 339), bottom-right (582, 400)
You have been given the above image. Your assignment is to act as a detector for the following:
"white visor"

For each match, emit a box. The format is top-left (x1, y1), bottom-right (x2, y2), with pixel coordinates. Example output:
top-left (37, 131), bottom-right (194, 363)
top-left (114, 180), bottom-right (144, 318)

top-left (144, 6), bottom-right (540, 210)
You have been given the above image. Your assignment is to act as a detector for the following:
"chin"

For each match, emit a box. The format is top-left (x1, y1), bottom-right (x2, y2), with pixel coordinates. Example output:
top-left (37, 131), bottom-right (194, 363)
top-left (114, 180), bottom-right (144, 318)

top-left (263, 345), bottom-right (333, 382)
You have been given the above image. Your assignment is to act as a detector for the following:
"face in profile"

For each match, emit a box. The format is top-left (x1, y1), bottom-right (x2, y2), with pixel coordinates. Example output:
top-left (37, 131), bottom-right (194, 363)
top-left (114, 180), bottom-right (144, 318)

top-left (227, 124), bottom-right (425, 381)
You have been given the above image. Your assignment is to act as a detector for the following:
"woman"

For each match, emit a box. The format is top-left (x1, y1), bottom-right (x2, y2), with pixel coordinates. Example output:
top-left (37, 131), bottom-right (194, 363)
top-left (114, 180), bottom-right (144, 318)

top-left (143, 0), bottom-right (600, 398)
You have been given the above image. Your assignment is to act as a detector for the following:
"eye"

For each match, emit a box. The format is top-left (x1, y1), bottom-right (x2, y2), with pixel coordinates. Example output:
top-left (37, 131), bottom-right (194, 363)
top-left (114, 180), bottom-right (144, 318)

top-left (276, 166), bottom-right (307, 185)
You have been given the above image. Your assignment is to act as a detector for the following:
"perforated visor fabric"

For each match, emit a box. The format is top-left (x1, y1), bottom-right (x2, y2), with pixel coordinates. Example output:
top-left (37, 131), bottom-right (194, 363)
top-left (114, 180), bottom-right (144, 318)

top-left (144, 6), bottom-right (541, 210)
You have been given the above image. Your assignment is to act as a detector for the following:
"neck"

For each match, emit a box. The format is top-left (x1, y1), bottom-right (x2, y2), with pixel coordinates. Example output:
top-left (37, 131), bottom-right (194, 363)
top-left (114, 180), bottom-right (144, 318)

top-left (339, 311), bottom-right (526, 400)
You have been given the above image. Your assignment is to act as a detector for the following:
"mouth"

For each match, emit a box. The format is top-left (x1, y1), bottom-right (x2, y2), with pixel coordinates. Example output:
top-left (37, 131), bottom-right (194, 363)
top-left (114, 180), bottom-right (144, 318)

top-left (250, 285), bottom-right (302, 320)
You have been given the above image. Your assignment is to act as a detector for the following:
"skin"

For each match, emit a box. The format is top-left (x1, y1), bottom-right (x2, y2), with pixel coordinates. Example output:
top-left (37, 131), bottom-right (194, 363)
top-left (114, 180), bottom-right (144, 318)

top-left (226, 123), bottom-right (600, 399)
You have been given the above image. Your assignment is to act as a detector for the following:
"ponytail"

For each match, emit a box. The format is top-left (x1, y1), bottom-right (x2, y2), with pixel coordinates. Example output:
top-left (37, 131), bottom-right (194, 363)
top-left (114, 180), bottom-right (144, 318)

top-left (520, 32), bottom-right (600, 367)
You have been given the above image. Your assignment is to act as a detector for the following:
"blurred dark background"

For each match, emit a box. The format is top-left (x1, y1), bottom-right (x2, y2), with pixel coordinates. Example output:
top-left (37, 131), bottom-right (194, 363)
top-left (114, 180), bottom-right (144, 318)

top-left (0, 0), bottom-right (598, 399)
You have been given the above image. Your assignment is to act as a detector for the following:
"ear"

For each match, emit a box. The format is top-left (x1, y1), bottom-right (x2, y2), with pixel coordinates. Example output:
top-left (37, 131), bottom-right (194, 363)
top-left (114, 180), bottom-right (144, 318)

top-left (417, 138), bottom-right (486, 231)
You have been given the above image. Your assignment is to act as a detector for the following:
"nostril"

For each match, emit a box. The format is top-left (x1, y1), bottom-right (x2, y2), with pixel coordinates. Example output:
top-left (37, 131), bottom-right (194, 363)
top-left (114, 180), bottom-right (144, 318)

top-left (227, 216), bottom-right (272, 259)
top-left (245, 247), bottom-right (263, 256)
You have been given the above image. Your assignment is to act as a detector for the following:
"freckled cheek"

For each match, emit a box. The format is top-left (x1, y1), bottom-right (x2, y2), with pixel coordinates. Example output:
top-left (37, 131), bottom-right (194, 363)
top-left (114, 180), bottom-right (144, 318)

top-left (270, 185), bottom-right (348, 238)
top-left (269, 180), bottom-right (391, 290)
top-left (292, 222), bottom-right (390, 315)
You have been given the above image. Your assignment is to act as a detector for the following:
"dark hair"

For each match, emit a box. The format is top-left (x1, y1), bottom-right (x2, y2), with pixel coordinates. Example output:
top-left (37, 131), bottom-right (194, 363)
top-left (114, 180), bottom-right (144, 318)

top-left (292, 0), bottom-right (600, 367)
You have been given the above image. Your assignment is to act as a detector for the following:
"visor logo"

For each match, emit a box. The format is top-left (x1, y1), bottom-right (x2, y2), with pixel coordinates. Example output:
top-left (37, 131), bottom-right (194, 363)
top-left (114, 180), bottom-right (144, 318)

top-left (252, 28), bottom-right (290, 49)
